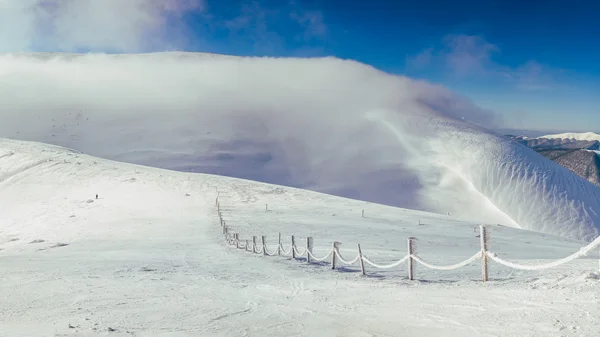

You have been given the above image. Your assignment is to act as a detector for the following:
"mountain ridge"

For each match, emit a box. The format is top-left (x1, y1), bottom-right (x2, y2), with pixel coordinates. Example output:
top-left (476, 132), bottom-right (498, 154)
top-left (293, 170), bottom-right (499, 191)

top-left (1, 52), bottom-right (600, 241)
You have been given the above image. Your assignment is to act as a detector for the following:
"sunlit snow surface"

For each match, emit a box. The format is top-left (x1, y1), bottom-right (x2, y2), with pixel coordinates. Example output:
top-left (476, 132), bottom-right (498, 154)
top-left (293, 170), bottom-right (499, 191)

top-left (0, 139), bottom-right (599, 336)
top-left (1, 52), bottom-right (600, 241)
top-left (541, 132), bottom-right (600, 142)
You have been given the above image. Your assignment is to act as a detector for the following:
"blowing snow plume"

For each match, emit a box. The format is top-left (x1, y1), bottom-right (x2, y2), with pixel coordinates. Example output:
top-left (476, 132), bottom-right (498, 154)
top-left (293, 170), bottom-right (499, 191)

top-left (1, 52), bottom-right (599, 242)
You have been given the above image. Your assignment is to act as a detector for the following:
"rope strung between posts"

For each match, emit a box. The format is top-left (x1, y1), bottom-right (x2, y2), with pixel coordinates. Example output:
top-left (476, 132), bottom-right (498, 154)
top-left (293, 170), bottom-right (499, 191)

top-left (361, 255), bottom-right (410, 269)
top-left (263, 244), bottom-right (279, 256)
top-left (278, 244), bottom-right (292, 256)
top-left (334, 249), bottom-right (361, 265)
top-left (307, 249), bottom-right (333, 262)
top-left (293, 246), bottom-right (307, 256)
top-left (216, 192), bottom-right (600, 277)
top-left (485, 235), bottom-right (600, 271)
top-left (411, 252), bottom-right (482, 270)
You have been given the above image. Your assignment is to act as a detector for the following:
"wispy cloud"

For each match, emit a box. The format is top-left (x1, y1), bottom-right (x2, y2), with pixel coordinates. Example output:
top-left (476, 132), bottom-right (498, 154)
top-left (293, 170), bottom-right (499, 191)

top-left (407, 34), bottom-right (559, 91)
top-left (0, 0), bottom-right (205, 53)
top-left (0, 0), bottom-right (327, 54)
top-left (3, 53), bottom-right (598, 240)
top-left (220, 0), bottom-right (328, 54)
top-left (290, 10), bottom-right (328, 42)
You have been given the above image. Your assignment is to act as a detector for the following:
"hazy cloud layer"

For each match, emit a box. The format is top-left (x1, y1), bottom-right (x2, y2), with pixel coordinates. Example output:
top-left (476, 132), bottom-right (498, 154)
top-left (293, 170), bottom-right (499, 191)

top-left (0, 0), bottom-right (328, 54)
top-left (0, 0), bottom-right (205, 52)
top-left (407, 34), bottom-right (561, 91)
top-left (1, 52), bottom-right (599, 241)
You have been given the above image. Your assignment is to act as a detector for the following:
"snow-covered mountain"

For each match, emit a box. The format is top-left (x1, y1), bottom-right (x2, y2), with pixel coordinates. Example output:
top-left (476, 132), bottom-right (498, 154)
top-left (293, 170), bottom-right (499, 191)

top-left (509, 134), bottom-right (600, 187)
top-left (1, 52), bottom-right (600, 241)
top-left (1, 138), bottom-right (598, 336)
top-left (540, 132), bottom-right (600, 142)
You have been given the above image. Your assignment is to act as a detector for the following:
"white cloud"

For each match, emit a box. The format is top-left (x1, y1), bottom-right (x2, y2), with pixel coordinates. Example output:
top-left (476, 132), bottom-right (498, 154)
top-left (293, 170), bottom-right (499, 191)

top-left (0, 0), bottom-right (204, 52)
top-left (407, 34), bottom-right (559, 91)
top-left (220, 0), bottom-right (329, 54)
top-left (0, 0), bottom-right (328, 54)
top-left (1, 52), bottom-right (599, 241)
top-left (0, 52), bottom-right (497, 214)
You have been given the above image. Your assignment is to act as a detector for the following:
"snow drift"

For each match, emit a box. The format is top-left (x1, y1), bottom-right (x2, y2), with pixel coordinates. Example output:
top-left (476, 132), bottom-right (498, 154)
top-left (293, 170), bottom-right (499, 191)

top-left (1, 52), bottom-right (599, 241)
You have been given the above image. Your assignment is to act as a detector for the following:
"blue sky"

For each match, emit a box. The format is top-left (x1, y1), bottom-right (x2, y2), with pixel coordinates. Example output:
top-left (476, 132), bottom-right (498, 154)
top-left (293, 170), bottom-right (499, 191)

top-left (176, 0), bottom-right (599, 132)
top-left (2, 0), bottom-right (598, 132)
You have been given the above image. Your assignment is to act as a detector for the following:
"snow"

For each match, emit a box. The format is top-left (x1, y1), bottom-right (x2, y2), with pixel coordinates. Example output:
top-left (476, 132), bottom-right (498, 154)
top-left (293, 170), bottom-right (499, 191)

top-left (1, 52), bottom-right (600, 242)
top-left (540, 132), bottom-right (600, 142)
top-left (1, 138), bottom-right (599, 337)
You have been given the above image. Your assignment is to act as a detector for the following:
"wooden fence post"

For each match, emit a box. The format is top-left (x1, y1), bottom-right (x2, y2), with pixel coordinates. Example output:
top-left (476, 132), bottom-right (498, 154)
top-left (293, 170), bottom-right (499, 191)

top-left (307, 237), bottom-right (314, 263)
top-left (235, 233), bottom-right (239, 249)
top-left (407, 237), bottom-right (416, 280)
top-left (245, 240), bottom-right (250, 252)
top-left (291, 235), bottom-right (296, 259)
top-left (480, 225), bottom-right (489, 282)
top-left (332, 242), bottom-right (340, 270)
top-left (262, 235), bottom-right (267, 256)
top-left (253, 236), bottom-right (258, 254)
top-left (278, 232), bottom-right (282, 256)
top-left (358, 244), bottom-right (366, 276)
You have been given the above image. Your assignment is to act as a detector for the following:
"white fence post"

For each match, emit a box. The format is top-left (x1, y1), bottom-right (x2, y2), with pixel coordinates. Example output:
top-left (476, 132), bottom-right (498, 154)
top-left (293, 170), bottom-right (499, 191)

top-left (278, 232), bottom-right (282, 256)
top-left (307, 237), bottom-right (314, 263)
top-left (266, 204), bottom-right (268, 211)
top-left (480, 225), bottom-right (489, 282)
top-left (361, 210), bottom-right (364, 218)
top-left (407, 237), bottom-right (416, 280)
top-left (253, 236), bottom-right (258, 254)
top-left (291, 235), bottom-right (296, 259)
top-left (358, 244), bottom-right (366, 276)
top-left (332, 242), bottom-right (341, 270)
top-left (262, 235), bottom-right (267, 256)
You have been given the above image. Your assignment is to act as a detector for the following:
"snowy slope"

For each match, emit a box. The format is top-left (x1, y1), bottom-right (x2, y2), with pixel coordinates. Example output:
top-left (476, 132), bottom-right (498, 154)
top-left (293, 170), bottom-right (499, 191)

top-left (1, 139), bottom-right (599, 337)
top-left (2, 52), bottom-right (600, 241)
top-left (541, 132), bottom-right (600, 142)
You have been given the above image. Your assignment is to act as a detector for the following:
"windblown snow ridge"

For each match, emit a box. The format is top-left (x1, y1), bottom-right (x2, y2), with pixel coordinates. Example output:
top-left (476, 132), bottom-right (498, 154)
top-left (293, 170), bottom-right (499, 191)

top-left (1, 52), bottom-right (599, 241)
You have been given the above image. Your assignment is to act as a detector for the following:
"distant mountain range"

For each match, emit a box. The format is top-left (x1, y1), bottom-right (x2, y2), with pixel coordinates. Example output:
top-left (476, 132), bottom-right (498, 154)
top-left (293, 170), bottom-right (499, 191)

top-left (507, 132), bottom-right (600, 186)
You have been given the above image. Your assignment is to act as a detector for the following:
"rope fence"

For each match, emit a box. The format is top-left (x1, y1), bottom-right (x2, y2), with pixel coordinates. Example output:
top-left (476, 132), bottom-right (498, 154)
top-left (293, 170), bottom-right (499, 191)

top-left (215, 194), bottom-right (600, 282)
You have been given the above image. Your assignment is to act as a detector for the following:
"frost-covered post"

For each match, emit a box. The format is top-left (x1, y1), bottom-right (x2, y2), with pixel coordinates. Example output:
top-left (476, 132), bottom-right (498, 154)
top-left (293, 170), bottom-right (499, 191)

top-left (266, 204), bottom-right (268, 211)
top-left (480, 225), bottom-right (489, 282)
top-left (358, 244), bottom-right (366, 276)
top-left (261, 235), bottom-right (267, 256)
top-left (253, 236), bottom-right (258, 254)
top-left (235, 233), bottom-right (240, 249)
top-left (407, 237), bottom-right (416, 280)
top-left (246, 240), bottom-right (250, 252)
top-left (332, 242), bottom-right (341, 270)
top-left (277, 232), bottom-right (282, 256)
top-left (306, 237), bottom-right (314, 263)
top-left (291, 235), bottom-right (296, 259)
top-left (361, 210), bottom-right (364, 218)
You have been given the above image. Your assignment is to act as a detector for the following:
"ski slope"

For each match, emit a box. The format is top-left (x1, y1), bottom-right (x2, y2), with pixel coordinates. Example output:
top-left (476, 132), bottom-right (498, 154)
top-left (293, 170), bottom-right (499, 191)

top-left (1, 52), bottom-right (600, 242)
top-left (1, 139), bottom-right (599, 337)
top-left (541, 132), bottom-right (600, 142)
